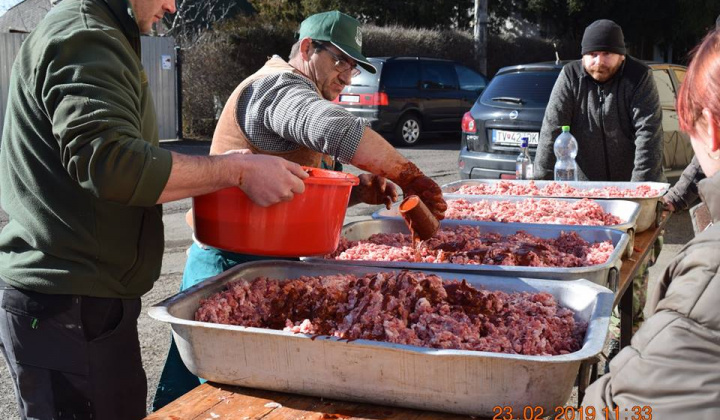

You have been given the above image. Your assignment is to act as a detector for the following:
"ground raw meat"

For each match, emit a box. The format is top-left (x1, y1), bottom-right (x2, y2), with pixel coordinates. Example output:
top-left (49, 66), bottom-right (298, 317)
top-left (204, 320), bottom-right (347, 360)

top-left (195, 271), bottom-right (587, 356)
top-left (329, 225), bottom-right (614, 267)
top-left (455, 180), bottom-right (660, 198)
top-left (446, 197), bottom-right (623, 226)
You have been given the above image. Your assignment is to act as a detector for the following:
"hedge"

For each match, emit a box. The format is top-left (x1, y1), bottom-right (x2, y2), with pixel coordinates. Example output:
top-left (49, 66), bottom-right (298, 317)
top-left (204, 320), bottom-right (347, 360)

top-left (181, 22), bottom-right (579, 139)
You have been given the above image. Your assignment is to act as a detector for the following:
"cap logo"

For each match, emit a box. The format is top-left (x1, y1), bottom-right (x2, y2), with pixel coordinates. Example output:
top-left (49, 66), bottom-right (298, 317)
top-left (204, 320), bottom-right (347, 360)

top-left (355, 27), bottom-right (362, 48)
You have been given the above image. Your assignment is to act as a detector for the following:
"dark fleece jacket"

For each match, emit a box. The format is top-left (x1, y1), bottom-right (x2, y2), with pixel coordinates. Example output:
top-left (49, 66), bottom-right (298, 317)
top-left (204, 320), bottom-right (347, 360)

top-left (534, 56), bottom-right (664, 182)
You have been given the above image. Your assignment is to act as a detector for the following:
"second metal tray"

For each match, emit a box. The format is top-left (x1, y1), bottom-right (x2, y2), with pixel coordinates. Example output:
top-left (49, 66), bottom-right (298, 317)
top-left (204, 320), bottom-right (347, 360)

top-left (374, 195), bottom-right (638, 258)
top-left (304, 219), bottom-right (628, 290)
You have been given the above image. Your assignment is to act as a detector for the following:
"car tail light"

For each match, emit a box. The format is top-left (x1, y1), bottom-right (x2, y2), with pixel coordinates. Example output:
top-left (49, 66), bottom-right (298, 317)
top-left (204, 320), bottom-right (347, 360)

top-left (461, 112), bottom-right (476, 133)
top-left (333, 92), bottom-right (388, 106)
top-left (369, 92), bottom-right (389, 106)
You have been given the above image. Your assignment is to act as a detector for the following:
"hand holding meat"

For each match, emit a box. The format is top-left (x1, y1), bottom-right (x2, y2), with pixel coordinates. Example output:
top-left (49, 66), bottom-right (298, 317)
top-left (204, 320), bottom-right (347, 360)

top-left (226, 152), bottom-right (308, 207)
top-left (352, 174), bottom-right (398, 209)
top-left (394, 162), bottom-right (447, 220)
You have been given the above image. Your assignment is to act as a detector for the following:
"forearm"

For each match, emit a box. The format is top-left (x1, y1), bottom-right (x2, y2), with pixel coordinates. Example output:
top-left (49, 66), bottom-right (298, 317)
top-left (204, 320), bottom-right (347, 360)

top-left (350, 128), bottom-right (411, 181)
top-left (631, 125), bottom-right (663, 182)
top-left (156, 152), bottom-right (236, 204)
top-left (158, 151), bottom-right (308, 207)
top-left (534, 71), bottom-right (573, 180)
top-left (665, 156), bottom-right (704, 210)
top-left (631, 76), bottom-right (664, 181)
top-left (535, 122), bottom-right (560, 180)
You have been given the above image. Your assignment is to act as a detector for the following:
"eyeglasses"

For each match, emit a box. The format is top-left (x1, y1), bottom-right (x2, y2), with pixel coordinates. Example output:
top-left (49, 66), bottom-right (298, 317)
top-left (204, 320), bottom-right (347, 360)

top-left (313, 42), bottom-right (361, 77)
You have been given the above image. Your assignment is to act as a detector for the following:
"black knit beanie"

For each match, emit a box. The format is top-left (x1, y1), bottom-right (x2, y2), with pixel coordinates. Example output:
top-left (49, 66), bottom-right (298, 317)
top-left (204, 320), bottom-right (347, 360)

top-left (581, 19), bottom-right (626, 55)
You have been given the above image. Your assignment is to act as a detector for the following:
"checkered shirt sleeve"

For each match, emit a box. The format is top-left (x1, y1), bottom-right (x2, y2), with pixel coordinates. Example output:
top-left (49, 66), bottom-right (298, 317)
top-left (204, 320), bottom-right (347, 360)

top-left (237, 72), bottom-right (369, 163)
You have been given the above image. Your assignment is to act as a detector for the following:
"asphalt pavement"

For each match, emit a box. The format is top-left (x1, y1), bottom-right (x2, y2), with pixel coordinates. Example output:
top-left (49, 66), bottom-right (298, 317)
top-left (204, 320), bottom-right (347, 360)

top-left (0, 137), bottom-right (694, 418)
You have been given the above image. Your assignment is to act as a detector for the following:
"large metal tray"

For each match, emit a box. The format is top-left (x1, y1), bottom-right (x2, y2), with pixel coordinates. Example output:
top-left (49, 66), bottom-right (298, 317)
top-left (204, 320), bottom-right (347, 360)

top-left (442, 179), bottom-right (670, 233)
top-left (304, 219), bottom-right (628, 290)
top-left (148, 260), bottom-right (614, 417)
top-left (374, 195), bottom-right (639, 258)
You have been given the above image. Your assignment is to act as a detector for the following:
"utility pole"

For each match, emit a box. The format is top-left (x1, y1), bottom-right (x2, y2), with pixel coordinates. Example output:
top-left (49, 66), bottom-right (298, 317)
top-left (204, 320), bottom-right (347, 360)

top-left (474, 0), bottom-right (488, 75)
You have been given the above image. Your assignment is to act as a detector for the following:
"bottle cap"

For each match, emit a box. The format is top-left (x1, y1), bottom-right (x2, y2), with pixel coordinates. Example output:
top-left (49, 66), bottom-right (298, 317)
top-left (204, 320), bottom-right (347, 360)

top-left (399, 195), bottom-right (440, 241)
top-left (521, 137), bottom-right (529, 147)
top-left (562, 125), bottom-right (570, 132)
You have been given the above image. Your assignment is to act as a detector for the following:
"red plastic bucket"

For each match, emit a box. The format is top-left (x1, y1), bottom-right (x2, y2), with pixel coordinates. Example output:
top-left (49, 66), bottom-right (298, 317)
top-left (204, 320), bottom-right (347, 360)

top-left (193, 167), bottom-right (359, 256)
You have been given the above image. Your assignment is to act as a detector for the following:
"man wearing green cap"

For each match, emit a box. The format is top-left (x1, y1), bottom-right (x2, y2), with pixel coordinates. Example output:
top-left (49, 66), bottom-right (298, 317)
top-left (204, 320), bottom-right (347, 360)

top-left (152, 10), bottom-right (447, 410)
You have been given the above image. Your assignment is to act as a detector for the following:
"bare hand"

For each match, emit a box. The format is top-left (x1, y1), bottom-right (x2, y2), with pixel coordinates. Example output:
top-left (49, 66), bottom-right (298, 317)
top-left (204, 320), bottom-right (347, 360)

top-left (662, 195), bottom-right (676, 212)
top-left (226, 152), bottom-right (308, 206)
top-left (354, 174), bottom-right (398, 209)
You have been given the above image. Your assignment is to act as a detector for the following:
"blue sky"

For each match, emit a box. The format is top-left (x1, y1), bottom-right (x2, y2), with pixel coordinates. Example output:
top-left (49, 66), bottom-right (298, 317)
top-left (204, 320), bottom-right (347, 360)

top-left (0, 0), bottom-right (23, 16)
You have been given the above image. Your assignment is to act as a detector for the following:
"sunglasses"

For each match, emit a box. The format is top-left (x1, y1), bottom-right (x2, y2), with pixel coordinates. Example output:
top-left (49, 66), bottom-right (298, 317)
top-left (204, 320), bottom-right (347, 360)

top-left (313, 42), bottom-right (361, 77)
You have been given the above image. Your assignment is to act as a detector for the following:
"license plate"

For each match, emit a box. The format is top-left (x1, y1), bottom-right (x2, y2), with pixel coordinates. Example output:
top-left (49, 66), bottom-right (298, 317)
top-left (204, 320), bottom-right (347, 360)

top-left (339, 94), bottom-right (360, 103)
top-left (491, 130), bottom-right (539, 146)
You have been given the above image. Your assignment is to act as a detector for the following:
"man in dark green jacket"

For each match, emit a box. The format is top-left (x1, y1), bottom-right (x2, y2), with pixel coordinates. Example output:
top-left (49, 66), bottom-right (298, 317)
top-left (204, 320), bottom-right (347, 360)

top-left (0, 0), bottom-right (310, 418)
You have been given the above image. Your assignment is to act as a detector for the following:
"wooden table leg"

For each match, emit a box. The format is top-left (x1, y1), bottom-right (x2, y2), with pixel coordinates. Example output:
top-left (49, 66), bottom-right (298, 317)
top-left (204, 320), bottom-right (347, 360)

top-left (619, 278), bottom-right (634, 348)
top-left (577, 355), bottom-right (600, 406)
top-left (577, 361), bottom-right (590, 407)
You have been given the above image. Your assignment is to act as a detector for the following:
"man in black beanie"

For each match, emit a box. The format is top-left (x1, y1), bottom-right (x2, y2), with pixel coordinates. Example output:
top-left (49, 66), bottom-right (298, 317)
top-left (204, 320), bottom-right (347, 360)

top-left (534, 18), bottom-right (663, 182)
top-left (579, 19), bottom-right (627, 82)
top-left (533, 18), bottom-right (664, 360)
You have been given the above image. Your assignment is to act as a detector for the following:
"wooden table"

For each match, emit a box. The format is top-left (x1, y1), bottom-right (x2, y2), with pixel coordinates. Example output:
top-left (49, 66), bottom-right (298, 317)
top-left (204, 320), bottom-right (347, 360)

top-left (615, 209), bottom-right (670, 349)
top-left (145, 383), bottom-right (485, 419)
top-left (148, 213), bottom-right (673, 419)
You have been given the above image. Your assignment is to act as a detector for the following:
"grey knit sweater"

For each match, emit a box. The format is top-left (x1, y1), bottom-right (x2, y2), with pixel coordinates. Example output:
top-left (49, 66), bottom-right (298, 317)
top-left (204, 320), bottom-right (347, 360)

top-left (533, 56), bottom-right (664, 182)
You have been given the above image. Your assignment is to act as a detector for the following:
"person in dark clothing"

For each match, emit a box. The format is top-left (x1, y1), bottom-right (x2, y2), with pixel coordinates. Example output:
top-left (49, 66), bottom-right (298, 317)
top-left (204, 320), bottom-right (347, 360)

top-left (533, 19), bottom-right (664, 182)
top-left (662, 13), bottom-right (720, 213)
top-left (0, 0), bottom-right (313, 418)
top-left (533, 19), bottom-right (665, 353)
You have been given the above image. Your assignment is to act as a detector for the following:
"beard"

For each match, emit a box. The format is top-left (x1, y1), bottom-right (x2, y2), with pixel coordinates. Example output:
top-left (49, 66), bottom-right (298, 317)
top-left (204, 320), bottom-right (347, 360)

top-left (586, 60), bottom-right (623, 83)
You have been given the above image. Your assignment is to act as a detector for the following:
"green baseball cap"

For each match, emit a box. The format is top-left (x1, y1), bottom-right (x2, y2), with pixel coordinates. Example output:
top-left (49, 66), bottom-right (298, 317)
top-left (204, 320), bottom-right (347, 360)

top-left (297, 10), bottom-right (376, 74)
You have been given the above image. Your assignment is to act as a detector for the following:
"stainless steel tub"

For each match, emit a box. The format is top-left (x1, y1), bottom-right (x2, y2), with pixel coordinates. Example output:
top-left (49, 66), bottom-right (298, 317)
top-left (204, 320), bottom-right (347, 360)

top-left (304, 219), bottom-right (628, 290)
top-left (148, 260), bottom-right (613, 417)
top-left (374, 195), bottom-right (639, 258)
top-left (441, 179), bottom-right (669, 233)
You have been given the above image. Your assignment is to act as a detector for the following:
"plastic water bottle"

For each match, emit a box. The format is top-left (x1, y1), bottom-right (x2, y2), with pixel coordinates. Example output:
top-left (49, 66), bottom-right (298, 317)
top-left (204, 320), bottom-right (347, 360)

top-left (553, 126), bottom-right (578, 181)
top-left (515, 137), bottom-right (533, 180)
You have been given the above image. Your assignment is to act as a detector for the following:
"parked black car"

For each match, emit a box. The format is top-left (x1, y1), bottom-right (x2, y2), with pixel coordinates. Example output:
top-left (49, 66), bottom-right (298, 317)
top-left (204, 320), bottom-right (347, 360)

top-left (333, 57), bottom-right (488, 146)
top-left (458, 61), bottom-right (691, 179)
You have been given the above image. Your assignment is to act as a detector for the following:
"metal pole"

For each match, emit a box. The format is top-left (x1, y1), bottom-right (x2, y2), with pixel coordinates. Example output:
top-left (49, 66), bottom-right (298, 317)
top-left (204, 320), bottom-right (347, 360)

top-left (174, 45), bottom-right (183, 140)
top-left (474, 0), bottom-right (488, 75)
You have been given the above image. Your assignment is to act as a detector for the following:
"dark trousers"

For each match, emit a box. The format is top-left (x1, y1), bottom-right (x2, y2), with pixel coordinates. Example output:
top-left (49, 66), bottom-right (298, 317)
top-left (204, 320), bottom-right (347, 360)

top-left (0, 284), bottom-right (146, 420)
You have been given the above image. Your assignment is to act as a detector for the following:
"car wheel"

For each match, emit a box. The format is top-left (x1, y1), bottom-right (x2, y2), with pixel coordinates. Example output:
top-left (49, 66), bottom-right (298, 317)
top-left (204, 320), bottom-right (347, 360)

top-left (394, 114), bottom-right (422, 146)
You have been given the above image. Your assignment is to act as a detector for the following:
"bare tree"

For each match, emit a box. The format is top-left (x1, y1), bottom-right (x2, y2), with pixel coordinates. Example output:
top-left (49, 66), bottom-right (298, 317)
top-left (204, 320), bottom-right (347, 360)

top-left (164, 0), bottom-right (250, 44)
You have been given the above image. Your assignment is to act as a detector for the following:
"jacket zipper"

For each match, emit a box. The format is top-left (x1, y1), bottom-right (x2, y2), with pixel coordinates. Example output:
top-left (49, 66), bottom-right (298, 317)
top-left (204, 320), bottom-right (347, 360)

top-left (598, 86), bottom-right (611, 180)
